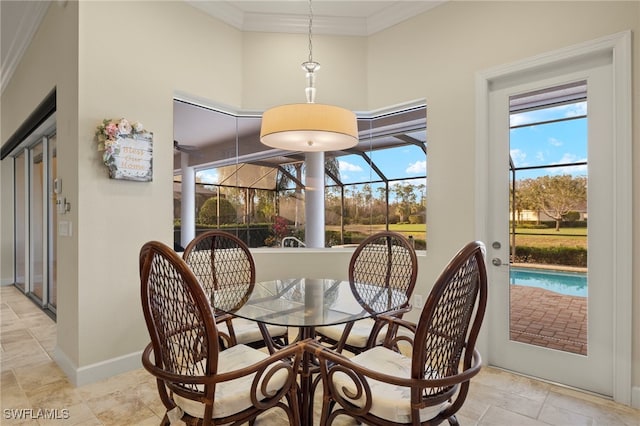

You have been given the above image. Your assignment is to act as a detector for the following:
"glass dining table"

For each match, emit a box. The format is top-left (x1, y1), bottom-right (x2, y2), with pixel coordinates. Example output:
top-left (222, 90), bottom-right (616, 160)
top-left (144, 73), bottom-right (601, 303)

top-left (214, 277), bottom-right (408, 426)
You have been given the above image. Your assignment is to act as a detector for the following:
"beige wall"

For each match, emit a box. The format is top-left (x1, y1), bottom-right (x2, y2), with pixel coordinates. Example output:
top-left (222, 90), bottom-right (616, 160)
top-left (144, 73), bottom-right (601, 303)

top-left (73, 1), bottom-right (245, 372)
top-left (241, 32), bottom-right (368, 110)
top-left (1, 0), bottom-right (638, 396)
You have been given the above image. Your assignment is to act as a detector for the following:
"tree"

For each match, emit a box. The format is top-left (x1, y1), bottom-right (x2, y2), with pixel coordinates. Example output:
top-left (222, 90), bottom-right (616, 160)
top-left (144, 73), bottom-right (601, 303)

top-left (198, 197), bottom-right (237, 225)
top-left (517, 175), bottom-right (587, 231)
top-left (391, 182), bottom-right (417, 223)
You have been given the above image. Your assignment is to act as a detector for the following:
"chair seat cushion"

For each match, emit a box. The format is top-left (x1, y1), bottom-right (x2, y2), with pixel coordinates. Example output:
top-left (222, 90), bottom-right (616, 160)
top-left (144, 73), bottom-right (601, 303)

top-left (174, 344), bottom-right (290, 419)
top-left (316, 318), bottom-right (387, 349)
top-left (331, 346), bottom-right (446, 423)
top-left (218, 318), bottom-right (287, 345)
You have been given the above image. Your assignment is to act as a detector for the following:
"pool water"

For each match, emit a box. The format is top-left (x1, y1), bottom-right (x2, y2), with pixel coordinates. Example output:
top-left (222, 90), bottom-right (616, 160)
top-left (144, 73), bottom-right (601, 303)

top-left (510, 267), bottom-right (587, 297)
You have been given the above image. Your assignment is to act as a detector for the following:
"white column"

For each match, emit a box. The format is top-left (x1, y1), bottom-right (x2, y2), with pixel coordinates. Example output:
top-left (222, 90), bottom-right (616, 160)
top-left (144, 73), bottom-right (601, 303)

top-left (304, 151), bottom-right (325, 248)
top-left (180, 153), bottom-right (195, 249)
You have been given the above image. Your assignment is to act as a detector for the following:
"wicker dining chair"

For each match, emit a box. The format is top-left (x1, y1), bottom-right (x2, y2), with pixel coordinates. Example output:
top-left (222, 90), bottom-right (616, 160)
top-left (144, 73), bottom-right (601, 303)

top-left (315, 231), bottom-right (418, 354)
top-left (182, 230), bottom-right (289, 351)
top-left (140, 241), bottom-right (302, 426)
top-left (307, 241), bottom-right (488, 426)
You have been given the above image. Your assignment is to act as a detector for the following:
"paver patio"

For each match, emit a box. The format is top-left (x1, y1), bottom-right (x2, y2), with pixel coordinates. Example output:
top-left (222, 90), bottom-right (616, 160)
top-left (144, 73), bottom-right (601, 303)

top-left (509, 285), bottom-right (587, 355)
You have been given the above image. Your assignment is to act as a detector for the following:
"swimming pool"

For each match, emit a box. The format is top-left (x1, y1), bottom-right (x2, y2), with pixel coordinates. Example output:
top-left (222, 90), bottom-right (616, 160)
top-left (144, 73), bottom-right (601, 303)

top-left (510, 267), bottom-right (587, 297)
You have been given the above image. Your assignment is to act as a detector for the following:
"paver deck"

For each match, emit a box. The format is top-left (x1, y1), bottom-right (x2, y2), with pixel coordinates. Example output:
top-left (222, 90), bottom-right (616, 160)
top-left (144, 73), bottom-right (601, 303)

top-left (509, 285), bottom-right (587, 355)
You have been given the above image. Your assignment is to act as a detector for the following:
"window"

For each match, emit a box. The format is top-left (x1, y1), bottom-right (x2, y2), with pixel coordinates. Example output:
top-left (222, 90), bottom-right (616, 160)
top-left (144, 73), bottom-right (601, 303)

top-left (173, 101), bottom-right (426, 248)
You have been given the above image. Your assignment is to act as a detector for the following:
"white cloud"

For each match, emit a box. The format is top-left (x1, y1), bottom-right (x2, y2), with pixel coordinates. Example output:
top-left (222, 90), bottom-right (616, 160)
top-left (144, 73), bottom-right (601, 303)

top-left (339, 160), bottom-right (363, 172)
top-left (536, 151), bottom-right (545, 162)
top-left (196, 169), bottom-right (218, 184)
top-left (510, 113), bottom-right (528, 127)
top-left (548, 137), bottom-right (563, 147)
top-left (563, 101), bottom-right (587, 117)
top-left (552, 163), bottom-right (588, 175)
top-left (550, 154), bottom-right (587, 175)
top-left (510, 149), bottom-right (527, 166)
top-left (406, 160), bottom-right (426, 174)
top-left (557, 153), bottom-right (578, 163)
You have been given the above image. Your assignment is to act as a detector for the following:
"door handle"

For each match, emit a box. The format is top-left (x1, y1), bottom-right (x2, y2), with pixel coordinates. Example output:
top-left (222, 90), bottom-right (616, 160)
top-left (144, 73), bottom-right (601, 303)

top-left (492, 258), bottom-right (504, 267)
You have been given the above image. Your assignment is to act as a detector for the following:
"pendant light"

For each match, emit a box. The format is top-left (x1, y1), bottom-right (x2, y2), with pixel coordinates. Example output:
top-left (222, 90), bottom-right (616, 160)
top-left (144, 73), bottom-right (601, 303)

top-left (259, 0), bottom-right (358, 152)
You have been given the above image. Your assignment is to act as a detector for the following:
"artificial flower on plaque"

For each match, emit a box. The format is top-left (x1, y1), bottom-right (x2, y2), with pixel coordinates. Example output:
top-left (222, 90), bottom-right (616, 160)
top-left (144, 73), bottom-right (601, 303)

top-left (95, 118), bottom-right (153, 181)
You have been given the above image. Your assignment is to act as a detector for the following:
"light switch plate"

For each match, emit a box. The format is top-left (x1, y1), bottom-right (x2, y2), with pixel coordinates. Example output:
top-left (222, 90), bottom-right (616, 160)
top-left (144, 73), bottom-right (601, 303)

top-left (58, 221), bottom-right (72, 237)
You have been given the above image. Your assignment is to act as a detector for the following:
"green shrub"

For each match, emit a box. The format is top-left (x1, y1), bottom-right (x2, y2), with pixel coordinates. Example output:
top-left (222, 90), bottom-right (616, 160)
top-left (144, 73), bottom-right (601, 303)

top-left (563, 211), bottom-right (581, 221)
top-left (198, 197), bottom-right (237, 225)
top-left (513, 245), bottom-right (587, 267)
top-left (408, 214), bottom-right (424, 224)
top-left (517, 223), bottom-right (549, 229)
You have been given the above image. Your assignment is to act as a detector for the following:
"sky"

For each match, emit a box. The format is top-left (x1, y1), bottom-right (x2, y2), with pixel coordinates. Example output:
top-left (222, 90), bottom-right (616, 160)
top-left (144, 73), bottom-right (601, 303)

top-left (509, 101), bottom-right (587, 180)
top-left (336, 143), bottom-right (426, 186)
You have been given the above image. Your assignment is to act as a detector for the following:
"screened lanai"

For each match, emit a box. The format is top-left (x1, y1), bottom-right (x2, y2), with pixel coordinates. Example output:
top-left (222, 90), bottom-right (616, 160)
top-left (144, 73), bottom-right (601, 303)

top-left (173, 100), bottom-right (427, 249)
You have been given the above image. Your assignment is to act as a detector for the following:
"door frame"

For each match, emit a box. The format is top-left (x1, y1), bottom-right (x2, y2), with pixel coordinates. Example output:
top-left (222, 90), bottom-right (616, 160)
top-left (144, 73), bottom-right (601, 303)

top-left (475, 31), bottom-right (632, 404)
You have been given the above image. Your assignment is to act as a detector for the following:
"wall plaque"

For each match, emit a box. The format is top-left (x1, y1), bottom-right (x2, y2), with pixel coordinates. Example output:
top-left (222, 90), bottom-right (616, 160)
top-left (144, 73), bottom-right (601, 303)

top-left (96, 118), bottom-right (153, 182)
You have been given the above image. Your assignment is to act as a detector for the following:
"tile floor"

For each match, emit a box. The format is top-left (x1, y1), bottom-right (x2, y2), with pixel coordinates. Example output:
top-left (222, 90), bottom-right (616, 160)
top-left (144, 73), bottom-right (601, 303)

top-left (2, 285), bottom-right (639, 425)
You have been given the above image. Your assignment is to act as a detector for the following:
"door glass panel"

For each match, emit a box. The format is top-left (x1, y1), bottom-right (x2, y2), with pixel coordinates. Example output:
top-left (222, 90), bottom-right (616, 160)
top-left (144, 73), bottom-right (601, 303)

top-left (14, 152), bottom-right (27, 292)
top-left (49, 135), bottom-right (57, 309)
top-left (30, 143), bottom-right (45, 303)
top-left (509, 82), bottom-right (588, 355)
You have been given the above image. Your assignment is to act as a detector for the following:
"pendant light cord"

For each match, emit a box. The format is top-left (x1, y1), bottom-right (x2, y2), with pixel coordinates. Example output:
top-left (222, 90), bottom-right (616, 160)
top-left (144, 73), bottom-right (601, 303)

top-left (307, 0), bottom-right (314, 63)
top-left (302, 0), bottom-right (319, 103)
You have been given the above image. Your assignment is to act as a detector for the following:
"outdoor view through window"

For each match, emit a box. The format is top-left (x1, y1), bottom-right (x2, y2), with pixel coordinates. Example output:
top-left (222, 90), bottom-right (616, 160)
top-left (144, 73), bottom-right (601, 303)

top-left (508, 81), bottom-right (588, 355)
top-left (173, 105), bottom-right (427, 250)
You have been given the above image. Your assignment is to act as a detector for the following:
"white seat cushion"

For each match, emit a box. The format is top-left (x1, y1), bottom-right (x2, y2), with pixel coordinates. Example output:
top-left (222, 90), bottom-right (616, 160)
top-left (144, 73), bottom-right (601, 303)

top-left (218, 318), bottom-right (287, 345)
top-left (331, 346), bottom-right (446, 423)
top-left (173, 344), bottom-right (290, 419)
top-left (316, 318), bottom-right (387, 349)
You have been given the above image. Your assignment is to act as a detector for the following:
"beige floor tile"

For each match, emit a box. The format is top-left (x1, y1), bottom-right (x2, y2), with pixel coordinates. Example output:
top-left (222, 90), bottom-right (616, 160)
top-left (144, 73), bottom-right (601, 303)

top-left (469, 381), bottom-right (546, 419)
top-left (538, 402), bottom-right (594, 425)
top-left (479, 405), bottom-right (552, 425)
top-left (12, 361), bottom-right (68, 392)
top-left (24, 379), bottom-right (85, 409)
top-left (1, 383), bottom-right (31, 413)
top-left (84, 390), bottom-right (156, 426)
top-left (36, 403), bottom-right (102, 426)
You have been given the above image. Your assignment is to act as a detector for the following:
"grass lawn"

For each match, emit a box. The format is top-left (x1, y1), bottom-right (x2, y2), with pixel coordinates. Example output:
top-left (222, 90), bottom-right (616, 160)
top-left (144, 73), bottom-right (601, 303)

top-left (514, 227), bottom-right (587, 236)
top-left (512, 227), bottom-right (587, 249)
top-left (327, 224), bottom-right (586, 250)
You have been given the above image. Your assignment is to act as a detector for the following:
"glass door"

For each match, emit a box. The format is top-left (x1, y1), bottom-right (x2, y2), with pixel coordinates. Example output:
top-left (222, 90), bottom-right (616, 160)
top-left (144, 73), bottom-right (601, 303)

top-left (48, 135), bottom-right (57, 311)
top-left (487, 63), bottom-right (614, 396)
top-left (13, 130), bottom-right (57, 316)
top-left (29, 141), bottom-right (46, 304)
top-left (14, 151), bottom-right (27, 292)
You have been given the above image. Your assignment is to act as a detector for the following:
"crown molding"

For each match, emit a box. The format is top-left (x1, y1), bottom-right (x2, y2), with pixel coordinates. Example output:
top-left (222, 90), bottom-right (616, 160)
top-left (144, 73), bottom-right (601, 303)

top-left (367, 1), bottom-right (445, 34)
top-left (185, 1), bottom-right (445, 36)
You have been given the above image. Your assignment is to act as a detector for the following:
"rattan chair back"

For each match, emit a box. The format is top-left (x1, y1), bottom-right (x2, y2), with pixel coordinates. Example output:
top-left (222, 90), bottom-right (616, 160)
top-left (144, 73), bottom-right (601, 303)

top-left (315, 231), bottom-right (418, 354)
top-left (182, 230), bottom-right (255, 313)
top-left (348, 231), bottom-right (418, 314)
top-left (140, 241), bottom-right (220, 418)
top-left (409, 241), bottom-right (488, 409)
top-left (182, 230), bottom-right (288, 350)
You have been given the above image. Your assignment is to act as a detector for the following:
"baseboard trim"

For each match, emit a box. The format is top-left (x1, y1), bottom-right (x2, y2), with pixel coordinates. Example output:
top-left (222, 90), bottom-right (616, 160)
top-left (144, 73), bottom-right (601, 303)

top-left (632, 386), bottom-right (640, 409)
top-left (55, 346), bottom-right (143, 387)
